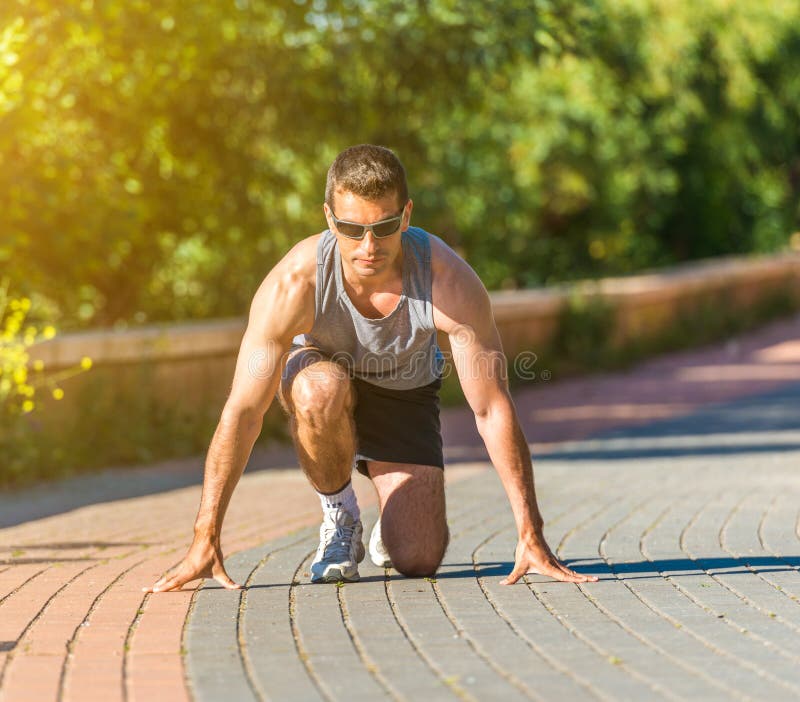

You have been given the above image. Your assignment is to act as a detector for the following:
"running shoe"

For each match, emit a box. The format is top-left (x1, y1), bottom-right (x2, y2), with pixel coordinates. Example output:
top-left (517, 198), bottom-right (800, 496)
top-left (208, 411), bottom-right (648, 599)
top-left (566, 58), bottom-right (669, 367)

top-left (310, 508), bottom-right (365, 583)
top-left (369, 518), bottom-right (393, 568)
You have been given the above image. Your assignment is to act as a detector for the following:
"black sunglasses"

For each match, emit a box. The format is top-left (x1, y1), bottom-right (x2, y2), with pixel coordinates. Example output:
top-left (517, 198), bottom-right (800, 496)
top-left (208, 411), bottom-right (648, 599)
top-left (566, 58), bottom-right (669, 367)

top-left (329, 208), bottom-right (404, 240)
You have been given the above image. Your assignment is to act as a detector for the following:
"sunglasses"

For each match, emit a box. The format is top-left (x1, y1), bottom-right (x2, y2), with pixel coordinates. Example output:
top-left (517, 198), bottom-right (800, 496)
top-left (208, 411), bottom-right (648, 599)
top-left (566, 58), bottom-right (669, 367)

top-left (329, 208), bottom-right (404, 240)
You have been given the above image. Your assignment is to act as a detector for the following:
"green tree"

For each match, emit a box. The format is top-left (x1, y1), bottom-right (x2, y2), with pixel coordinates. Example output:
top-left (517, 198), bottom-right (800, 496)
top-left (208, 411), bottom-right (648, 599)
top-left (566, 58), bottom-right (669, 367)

top-left (1, 0), bottom-right (798, 327)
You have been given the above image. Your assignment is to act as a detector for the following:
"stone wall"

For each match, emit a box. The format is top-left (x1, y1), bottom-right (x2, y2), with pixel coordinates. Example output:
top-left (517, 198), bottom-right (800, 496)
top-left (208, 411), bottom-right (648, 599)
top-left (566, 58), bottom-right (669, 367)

top-left (22, 252), bottom-right (800, 473)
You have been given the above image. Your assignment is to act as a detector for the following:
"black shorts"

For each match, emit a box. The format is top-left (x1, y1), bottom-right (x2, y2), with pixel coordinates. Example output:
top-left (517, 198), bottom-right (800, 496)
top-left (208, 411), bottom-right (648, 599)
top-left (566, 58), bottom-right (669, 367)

top-left (351, 374), bottom-right (444, 477)
top-left (281, 346), bottom-right (444, 477)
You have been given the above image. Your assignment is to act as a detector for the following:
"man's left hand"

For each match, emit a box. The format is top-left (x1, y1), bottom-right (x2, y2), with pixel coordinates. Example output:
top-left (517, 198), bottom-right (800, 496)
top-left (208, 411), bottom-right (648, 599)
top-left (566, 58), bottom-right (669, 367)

top-left (500, 534), bottom-right (599, 585)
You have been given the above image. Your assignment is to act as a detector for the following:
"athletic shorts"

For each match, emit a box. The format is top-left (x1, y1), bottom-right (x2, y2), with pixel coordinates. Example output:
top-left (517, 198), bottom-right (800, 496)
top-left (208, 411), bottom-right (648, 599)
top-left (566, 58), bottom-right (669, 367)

top-left (351, 374), bottom-right (444, 477)
top-left (281, 346), bottom-right (444, 477)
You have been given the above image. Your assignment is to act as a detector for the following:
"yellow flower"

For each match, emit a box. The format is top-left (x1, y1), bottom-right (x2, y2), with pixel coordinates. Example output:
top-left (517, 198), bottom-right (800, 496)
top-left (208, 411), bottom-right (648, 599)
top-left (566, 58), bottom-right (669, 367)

top-left (42, 326), bottom-right (56, 339)
top-left (80, 356), bottom-right (92, 370)
top-left (52, 387), bottom-right (64, 400)
top-left (22, 400), bottom-right (34, 413)
top-left (32, 359), bottom-right (44, 371)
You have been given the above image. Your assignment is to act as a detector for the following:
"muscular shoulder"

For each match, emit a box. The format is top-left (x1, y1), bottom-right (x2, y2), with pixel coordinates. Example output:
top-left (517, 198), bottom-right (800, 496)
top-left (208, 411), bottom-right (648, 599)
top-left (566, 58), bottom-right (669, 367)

top-left (429, 234), bottom-right (493, 335)
top-left (277, 233), bottom-right (321, 286)
top-left (248, 233), bottom-right (322, 342)
top-left (429, 233), bottom-right (478, 288)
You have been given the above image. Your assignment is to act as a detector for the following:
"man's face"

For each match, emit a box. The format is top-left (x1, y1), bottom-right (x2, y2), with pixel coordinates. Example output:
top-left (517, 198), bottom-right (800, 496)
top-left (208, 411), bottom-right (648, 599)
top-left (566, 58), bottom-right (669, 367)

top-left (324, 190), bottom-right (412, 280)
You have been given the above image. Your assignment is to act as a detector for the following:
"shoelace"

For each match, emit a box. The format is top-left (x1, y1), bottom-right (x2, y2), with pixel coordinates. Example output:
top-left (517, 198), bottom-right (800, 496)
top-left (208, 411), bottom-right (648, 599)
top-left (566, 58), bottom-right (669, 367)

top-left (321, 509), bottom-right (357, 561)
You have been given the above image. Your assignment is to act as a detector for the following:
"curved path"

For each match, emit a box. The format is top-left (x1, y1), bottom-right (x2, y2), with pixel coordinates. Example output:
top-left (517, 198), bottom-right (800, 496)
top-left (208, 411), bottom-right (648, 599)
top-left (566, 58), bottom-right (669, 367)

top-left (183, 382), bottom-right (800, 702)
top-left (1, 314), bottom-right (800, 701)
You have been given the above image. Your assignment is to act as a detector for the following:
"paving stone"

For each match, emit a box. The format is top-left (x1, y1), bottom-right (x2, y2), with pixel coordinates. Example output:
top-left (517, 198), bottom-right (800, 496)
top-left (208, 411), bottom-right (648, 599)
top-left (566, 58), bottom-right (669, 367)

top-left (339, 525), bottom-right (458, 702)
top-left (435, 506), bottom-right (593, 701)
top-left (601, 493), bottom-right (777, 700)
top-left (184, 550), bottom-right (260, 702)
top-left (240, 532), bottom-right (326, 702)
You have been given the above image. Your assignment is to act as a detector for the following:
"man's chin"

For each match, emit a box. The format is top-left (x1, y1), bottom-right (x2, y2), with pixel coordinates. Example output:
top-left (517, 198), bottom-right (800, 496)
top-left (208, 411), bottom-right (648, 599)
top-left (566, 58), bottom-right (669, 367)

top-left (354, 258), bottom-right (386, 273)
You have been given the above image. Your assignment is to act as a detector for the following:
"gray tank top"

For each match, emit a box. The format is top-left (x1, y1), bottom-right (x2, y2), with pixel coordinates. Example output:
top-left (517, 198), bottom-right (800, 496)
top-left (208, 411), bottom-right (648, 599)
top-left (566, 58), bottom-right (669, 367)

top-left (295, 226), bottom-right (444, 390)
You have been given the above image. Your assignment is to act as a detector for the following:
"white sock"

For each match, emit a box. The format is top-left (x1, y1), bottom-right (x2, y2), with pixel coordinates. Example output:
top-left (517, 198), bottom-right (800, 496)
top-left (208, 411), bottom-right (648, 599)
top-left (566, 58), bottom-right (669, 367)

top-left (318, 480), bottom-right (360, 521)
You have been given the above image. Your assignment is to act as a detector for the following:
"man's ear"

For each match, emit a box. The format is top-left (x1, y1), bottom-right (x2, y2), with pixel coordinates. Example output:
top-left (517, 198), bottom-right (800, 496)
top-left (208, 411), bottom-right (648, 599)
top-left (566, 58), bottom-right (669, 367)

top-left (402, 198), bottom-right (414, 231)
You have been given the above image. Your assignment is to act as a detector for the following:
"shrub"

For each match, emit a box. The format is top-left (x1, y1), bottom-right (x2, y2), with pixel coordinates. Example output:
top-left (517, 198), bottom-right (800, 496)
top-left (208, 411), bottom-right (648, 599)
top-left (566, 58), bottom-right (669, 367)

top-left (0, 278), bottom-right (92, 486)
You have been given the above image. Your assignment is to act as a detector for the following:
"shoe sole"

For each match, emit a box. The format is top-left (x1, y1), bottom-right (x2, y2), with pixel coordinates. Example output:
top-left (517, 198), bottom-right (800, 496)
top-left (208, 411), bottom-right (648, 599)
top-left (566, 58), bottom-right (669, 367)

top-left (310, 543), bottom-right (366, 584)
top-left (310, 565), bottom-right (360, 583)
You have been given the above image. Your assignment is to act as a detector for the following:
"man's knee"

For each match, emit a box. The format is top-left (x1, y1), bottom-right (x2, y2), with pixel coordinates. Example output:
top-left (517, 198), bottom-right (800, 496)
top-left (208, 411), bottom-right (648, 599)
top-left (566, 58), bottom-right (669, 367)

top-left (392, 553), bottom-right (444, 578)
top-left (290, 364), bottom-right (353, 423)
top-left (386, 527), bottom-right (449, 578)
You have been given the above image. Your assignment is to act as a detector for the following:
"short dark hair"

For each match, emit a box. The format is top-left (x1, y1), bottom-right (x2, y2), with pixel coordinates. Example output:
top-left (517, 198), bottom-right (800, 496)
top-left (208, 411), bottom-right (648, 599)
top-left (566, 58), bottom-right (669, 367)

top-left (325, 144), bottom-right (408, 210)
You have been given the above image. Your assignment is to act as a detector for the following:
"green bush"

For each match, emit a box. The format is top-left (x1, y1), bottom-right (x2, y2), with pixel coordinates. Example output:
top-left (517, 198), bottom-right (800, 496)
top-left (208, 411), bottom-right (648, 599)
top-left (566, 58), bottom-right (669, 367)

top-left (1, 0), bottom-right (799, 330)
top-left (0, 278), bottom-right (93, 486)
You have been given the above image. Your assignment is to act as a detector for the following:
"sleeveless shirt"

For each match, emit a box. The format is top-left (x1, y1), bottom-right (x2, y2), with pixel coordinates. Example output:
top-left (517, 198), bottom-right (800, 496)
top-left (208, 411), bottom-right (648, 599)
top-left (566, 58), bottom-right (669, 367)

top-left (293, 226), bottom-right (444, 390)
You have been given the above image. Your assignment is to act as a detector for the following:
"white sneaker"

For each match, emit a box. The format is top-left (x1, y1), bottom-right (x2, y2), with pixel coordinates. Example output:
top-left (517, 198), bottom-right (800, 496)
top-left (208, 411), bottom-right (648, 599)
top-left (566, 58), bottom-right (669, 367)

top-left (310, 508), bottom-right (365, 583)
top-left (369, 518), bottom-right (392, 568)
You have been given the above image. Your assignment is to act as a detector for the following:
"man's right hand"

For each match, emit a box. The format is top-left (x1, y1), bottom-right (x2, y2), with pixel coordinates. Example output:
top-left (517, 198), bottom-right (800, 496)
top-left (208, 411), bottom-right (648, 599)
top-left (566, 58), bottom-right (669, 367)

top-left (142, 538), bottom-right (242, 593)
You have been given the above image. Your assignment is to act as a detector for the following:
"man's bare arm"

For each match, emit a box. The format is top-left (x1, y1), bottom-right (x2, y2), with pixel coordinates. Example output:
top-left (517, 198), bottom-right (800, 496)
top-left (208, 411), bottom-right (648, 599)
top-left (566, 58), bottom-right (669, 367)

top-left (431, 238), bottom-right (597, 585)
top-left (144, 237), bottom-right (318, 593)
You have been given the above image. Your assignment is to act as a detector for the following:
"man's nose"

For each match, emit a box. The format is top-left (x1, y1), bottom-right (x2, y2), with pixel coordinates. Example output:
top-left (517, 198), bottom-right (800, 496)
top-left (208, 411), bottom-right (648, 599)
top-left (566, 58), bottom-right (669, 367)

top-left (361, 229), bottom-right (378, 253)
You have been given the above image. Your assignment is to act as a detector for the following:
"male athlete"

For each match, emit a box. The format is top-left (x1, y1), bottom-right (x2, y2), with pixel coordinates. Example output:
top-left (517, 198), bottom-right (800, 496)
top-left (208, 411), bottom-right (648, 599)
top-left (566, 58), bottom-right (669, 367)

top-left (145, 144), bottom-right (597, 591)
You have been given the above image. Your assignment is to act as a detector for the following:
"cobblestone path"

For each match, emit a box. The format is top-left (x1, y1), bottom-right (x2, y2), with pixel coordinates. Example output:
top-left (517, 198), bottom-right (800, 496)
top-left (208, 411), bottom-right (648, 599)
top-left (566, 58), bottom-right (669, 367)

top-left (184, 382), bottom-right (800, 702)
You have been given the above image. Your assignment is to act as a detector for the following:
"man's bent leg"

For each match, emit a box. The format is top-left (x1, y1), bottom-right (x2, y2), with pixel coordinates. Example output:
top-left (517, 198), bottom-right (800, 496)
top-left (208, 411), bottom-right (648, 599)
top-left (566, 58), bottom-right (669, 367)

top-left (279, 347), bottom-right (356, 493)
top-left (279, 348), bottom-right (365, 582)
top-left (367, 461), bottom-right (448, 577)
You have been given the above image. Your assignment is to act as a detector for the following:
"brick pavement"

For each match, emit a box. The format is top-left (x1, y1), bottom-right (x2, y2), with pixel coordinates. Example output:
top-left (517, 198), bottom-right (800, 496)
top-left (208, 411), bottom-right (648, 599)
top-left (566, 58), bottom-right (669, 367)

top-left (1, 313), bottom-right (799, 701)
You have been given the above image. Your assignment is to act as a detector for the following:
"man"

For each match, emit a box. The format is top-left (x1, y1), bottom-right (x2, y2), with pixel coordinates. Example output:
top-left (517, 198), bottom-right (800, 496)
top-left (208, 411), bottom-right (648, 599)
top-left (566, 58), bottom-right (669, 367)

top-left (145, 144), bottom-right (597, 592)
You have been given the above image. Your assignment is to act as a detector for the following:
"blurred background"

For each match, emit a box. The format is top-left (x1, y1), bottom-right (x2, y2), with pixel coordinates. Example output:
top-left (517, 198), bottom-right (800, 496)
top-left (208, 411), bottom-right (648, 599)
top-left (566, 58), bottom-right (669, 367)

top-left (2, 0), bottom-right (800, 486)
top-left (4, 0), bottom-right (800, 329)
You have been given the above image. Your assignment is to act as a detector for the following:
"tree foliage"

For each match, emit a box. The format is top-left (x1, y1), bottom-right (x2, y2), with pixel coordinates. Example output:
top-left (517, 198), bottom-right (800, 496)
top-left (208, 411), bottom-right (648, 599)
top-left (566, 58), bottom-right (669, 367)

top-left (1, 0), bottom-right (799, 328)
